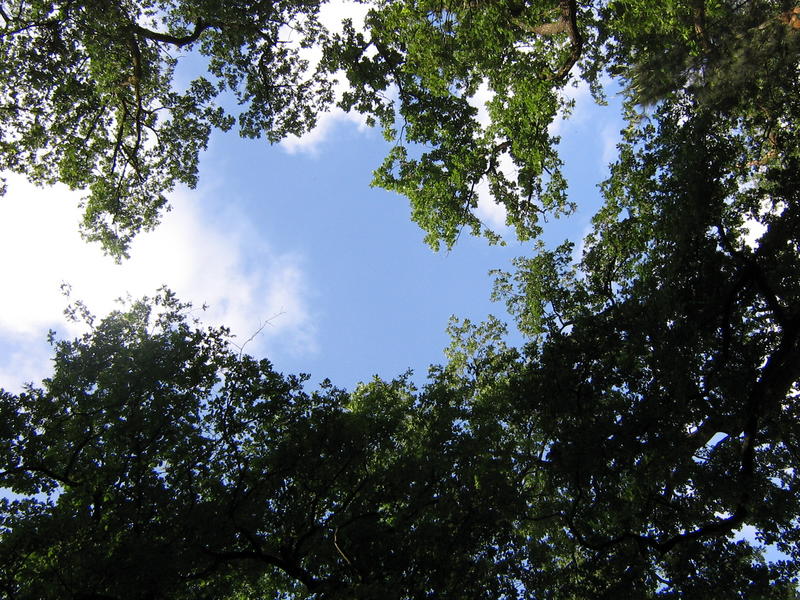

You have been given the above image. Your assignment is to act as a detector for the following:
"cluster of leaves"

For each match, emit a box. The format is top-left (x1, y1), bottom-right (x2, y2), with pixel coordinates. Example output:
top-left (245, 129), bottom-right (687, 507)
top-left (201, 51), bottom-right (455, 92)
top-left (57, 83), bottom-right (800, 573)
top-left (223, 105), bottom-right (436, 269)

top-left (2, 187), bottom-right (799, 599)
top-left (325, 0), bottom-right (580, 249)
top-left (0, 292), bottom-right (532, 599)
top-left (0, 0), bottom-right (691, 256)
top-left (484, 1), bottom-right (800, 593)
top-left (492, 106), bottom-right (800, 596)
top-left (2, 0), bottom-right (800, 597)
top-left (0, 0), bottom-right (329, 256)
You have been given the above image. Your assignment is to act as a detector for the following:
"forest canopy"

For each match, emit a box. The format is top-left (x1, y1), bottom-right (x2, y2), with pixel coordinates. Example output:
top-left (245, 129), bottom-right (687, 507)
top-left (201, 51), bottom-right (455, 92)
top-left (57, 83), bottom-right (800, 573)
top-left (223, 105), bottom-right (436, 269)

top-left (1, 0), bottom-right (800, 598)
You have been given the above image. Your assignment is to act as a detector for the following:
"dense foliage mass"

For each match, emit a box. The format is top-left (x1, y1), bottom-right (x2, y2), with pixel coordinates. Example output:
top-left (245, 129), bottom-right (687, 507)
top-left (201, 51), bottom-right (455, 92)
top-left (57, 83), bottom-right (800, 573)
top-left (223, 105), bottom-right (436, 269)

top-left (1, 0), bottom-right (800, 598)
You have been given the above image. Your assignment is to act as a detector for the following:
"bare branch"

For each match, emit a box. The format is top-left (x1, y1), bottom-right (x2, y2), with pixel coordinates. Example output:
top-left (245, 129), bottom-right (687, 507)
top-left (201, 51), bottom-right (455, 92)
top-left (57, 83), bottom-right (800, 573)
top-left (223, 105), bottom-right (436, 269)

top-left (231, 311), bottom-right (285, 358)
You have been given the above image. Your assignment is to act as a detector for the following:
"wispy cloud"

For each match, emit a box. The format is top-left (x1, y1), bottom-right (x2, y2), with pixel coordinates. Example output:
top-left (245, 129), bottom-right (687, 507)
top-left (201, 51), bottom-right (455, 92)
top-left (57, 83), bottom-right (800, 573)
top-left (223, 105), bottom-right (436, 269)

top-left (600, 122), bottom-right (621, 171)
top-left (743, 197), bottom-right (784, 250)
top-left (280, 108), bottom-right (369, 156)
top-left (470, 79), bottom-right (494, 130)
top-left (473, 157), bottom-right (512, 231)
top-left (0, 175), bottom-right (317, 391)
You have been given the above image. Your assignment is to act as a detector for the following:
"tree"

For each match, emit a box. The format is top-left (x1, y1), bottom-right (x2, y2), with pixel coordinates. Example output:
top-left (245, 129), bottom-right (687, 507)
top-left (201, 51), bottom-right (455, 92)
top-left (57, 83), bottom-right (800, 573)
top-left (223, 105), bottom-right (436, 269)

top-left (2, 0), bottom-right (800, 597)
top-left (0, 292), bottom-right (531, 599)
top-left (480, 2), bottom-right (800, 590)
top-left (490, 105), bottom-right (800, 597)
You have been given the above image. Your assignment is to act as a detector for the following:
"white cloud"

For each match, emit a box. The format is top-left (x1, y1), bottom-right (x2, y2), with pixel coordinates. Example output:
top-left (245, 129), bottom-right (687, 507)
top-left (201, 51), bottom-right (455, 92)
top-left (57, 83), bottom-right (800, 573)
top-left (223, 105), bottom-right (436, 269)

top-left (0, 336), bottom-right (55, 394)
top-left (474, 154), bottom-right (513, 231)
top-left (474, 187), bottom-right (508, 230)
top-left (741, 195), bottom-right (787, 250)
top-left (318, 0), bottom-right (370, 35)
top-left (600, 122), bottom-right (621, 170)
top-left (743, 219), bottom-right (767, 249)
top-left (470, 79), bottom-right (494, 130)
top-left (742, 196), bottom-right (782, 250)
top-left (0, 175), bottom-right (317, 391)
top-left (281, 107), bottom-right (369, 156)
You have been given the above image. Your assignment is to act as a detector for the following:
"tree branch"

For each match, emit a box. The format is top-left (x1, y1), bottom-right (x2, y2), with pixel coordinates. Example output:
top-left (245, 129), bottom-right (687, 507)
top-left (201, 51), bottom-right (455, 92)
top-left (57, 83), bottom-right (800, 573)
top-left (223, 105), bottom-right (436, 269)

top-left (693, 0), bottom-right (712, 54)
top-left (201, 546), bottom-right (325, 592)
top-left (513, 0), bottom-right (582, 81)
top-left (133, 19), bottom-right (211, 48)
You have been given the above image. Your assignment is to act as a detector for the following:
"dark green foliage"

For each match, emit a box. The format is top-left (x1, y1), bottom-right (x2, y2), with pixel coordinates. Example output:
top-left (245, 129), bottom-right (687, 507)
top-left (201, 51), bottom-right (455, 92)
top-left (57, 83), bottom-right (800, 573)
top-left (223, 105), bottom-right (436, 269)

top-left (489, 80), bottom-right (800, 600)
top-left (0, 293), bottom-right (532, 599)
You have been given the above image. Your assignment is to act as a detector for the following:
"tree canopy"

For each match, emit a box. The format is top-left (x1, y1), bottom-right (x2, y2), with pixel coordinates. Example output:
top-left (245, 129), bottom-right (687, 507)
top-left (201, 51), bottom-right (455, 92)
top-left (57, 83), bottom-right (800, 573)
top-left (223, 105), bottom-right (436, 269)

top-left (1, 0), bottom-right (800, 598)
top-left (4, 0), bottom-right (796, 256)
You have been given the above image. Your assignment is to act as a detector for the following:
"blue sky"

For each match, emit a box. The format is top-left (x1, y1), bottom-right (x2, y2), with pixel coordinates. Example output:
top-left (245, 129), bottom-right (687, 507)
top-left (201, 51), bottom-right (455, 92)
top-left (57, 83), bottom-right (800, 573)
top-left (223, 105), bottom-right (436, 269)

top-left (0, 65), bottom-right (624, 393)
